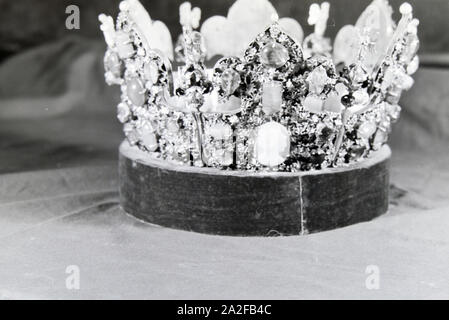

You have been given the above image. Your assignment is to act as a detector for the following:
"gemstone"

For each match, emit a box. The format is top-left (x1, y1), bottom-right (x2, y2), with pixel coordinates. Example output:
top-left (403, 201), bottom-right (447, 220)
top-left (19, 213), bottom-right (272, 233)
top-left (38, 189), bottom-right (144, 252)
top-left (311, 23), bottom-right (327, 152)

top-left (358, 121), bottom-right (377, 139)
top-left (117, 102), bottom-right (130, 123)
top-left (385, 103), bottom-right (401, 120)
top-left (126, 78), bottom-right (146, 106)
top-left (402, 34), bottom-right (420, 63)
top-left (207, 123), bottom-right (233, 140)
top-left (104, 51), bottom-right (123, 78)
top-left (123, 123), bottom-right (139, 145)
top-left (255, 122), bottom-right (290, 167)
top-left (341, 94), bottom-right (355, 108)
top-left (202, 91), bottom-right (241, 114)
top-left (115, 31), bottom-right (134, 59)
top-left (187, 31), bottom-right (206, 63)
top-left (166, 119), bottom-right (179, 134)
top-left (306, 66), bottom-right (329, 94)
top-left (260, 42), bottom-right (289, 69)
top-left (140, 127), bottom-right (158, 152)
top-left (144, 61), bottom-right (160, 85)
top-left (372, 129), bottom-right (388, 150)
top-left (185, 87), bottom-right (204, 111)
top-left (220, 69), bottom-right (241, 96)
top-left (407, 56), bottom-right (419, 75)
top-left (353, 90), bottom-right (370, 106)
top-left (262, 81), bottom-right (283, 115)
top-left (303, 95), bottom-right (323, 113)
top-left (335, 83), bottom-right (349, 96)
top-left (349, 64), bottom-right (368, 86)
top-left (323, 93), bottom-right (343, 113)
top-left (221, 151), bottom-right (234, 166)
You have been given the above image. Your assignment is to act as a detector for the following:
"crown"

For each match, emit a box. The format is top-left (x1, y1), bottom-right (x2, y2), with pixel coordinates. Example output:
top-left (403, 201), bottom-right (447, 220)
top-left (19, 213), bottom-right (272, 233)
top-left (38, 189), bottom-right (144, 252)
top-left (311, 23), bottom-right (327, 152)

top-left (99, 0), bottom-right (419, 172)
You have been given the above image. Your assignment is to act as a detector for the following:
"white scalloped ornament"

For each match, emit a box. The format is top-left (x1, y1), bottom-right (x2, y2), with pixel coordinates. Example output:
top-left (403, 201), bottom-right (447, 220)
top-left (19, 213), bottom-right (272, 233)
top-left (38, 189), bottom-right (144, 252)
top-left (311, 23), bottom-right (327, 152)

top-left (200, 0), bottom-right (303, 59)
top-left (120, 0), bottom-right (174, 60)
top-left (334, 0), bottom-right (394, 68)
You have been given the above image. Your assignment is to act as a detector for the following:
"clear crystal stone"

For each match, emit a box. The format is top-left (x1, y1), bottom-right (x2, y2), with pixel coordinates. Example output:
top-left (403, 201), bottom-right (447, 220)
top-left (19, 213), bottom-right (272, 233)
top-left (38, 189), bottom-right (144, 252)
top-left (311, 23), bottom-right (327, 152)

top-left (186, 31), bottom-right (206, 63)
top-left (262, 81), bottom-right (283, 115)
top-left (349, 64), bottom-right (369, 86)
top-left (126, 78), bottom-right (146, 107)
top-left (260, 42), bottom-right (289, 68)
top-left (185, 87), bottom-right (204, 111)
top-left (307, 66), bottom-right (329, 94)
top-left (220, 69), bottom-right (241, 96)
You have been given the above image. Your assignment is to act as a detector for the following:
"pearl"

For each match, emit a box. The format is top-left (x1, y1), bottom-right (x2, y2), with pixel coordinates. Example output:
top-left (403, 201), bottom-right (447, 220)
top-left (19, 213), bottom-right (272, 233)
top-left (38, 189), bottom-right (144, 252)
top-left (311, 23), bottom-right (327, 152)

top-left (260, 42), bottom-right (289, 69)
top-left (126, 78), bottom-right (146, 107)
top-left (255, 122), bottom-right (290, 167)
top-left (358, 122), bottom-right (377, 139)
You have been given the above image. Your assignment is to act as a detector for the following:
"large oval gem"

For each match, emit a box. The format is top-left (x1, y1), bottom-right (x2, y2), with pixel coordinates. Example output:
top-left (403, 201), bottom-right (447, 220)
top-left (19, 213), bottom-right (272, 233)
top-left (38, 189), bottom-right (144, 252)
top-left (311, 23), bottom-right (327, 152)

top-left (255, 122), bottom-right (290, 167)
top-left (126, 78), bottom-right (146, 107)
top-left (260, 42), bottom-right (289, 69)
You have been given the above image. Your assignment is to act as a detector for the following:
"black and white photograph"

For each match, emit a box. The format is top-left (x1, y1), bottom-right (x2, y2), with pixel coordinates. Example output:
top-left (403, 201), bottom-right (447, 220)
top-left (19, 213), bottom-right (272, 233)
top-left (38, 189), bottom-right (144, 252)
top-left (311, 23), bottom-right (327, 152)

top-left (0, 0), bottom-right (448, 302)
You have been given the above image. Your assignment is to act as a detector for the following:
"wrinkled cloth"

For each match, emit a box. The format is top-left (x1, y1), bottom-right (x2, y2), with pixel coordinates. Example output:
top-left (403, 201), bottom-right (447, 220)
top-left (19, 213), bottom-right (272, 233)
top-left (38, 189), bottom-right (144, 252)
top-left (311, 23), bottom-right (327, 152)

top-left (0, 38), bottom-right (448, 299)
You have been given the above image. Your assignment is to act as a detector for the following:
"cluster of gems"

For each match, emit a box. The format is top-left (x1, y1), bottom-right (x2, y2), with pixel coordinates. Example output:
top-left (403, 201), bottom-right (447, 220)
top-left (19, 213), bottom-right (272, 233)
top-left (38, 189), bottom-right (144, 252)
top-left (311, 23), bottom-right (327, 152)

top-left (100, 0), bottom-right (420, 172)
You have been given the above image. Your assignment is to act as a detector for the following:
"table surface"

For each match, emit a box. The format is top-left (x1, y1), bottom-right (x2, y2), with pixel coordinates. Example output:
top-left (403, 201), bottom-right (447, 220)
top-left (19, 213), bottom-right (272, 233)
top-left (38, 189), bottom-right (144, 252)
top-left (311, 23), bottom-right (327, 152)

top-left (0, 39), bottom-right (448, 299)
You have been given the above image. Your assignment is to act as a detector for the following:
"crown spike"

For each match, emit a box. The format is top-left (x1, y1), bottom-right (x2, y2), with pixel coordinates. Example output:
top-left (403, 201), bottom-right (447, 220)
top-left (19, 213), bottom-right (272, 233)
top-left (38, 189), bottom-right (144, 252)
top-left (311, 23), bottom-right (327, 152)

top-left (308, 2), bottom-right (330, 37)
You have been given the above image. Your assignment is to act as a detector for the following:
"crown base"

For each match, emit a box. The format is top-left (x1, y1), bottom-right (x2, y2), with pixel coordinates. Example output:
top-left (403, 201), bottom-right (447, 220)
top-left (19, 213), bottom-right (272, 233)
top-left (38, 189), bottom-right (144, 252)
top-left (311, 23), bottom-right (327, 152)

top-left (119, 140), bottom-right (390, 236)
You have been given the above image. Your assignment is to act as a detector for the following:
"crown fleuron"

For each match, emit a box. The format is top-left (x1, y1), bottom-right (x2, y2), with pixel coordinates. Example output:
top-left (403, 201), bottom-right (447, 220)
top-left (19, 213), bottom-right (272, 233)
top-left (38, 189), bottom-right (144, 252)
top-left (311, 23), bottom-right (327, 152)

top-left (99, 0), bottom-right (419, 172)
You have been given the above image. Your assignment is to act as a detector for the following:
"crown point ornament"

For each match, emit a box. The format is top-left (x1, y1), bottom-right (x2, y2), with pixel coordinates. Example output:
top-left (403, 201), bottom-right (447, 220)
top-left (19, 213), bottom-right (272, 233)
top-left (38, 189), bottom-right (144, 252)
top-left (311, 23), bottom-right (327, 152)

top-left (260, 42), bottom-right (290, 68)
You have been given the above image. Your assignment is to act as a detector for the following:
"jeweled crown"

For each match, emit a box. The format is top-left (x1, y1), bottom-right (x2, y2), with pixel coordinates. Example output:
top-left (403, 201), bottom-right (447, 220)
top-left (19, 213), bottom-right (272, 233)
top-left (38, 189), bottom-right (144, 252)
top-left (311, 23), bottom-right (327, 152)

top-left (99, 0), bottom-right (419, 171)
